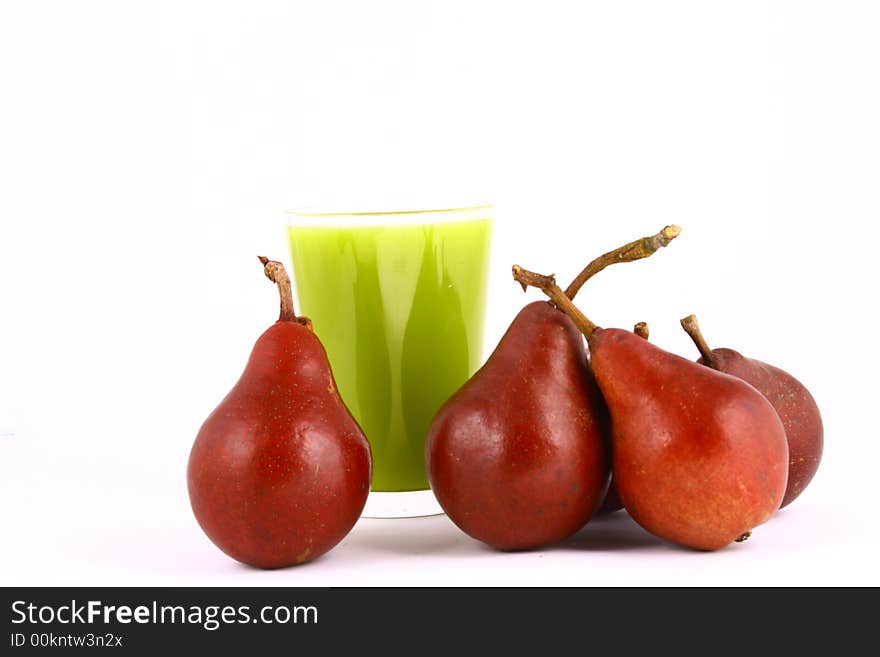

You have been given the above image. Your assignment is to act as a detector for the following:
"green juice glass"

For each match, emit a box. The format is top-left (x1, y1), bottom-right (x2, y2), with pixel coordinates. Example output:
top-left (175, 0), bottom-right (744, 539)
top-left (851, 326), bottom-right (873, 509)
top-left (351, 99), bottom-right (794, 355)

top-left (287, 205), bottom-right (493, 517)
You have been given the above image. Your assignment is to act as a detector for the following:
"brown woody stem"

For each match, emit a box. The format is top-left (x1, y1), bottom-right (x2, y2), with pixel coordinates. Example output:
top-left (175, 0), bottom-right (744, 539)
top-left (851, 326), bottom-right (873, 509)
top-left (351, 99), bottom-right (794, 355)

top-left (512, 265), bottom-right (598, 339)
top-left (564, 225), bottom-right (682, 300)
top-left (258, 256), bottom-right (296, 322)
top-left (634, 322), bottom-right (649, 340)
top-left (680, 314), bottom-right (716, 368)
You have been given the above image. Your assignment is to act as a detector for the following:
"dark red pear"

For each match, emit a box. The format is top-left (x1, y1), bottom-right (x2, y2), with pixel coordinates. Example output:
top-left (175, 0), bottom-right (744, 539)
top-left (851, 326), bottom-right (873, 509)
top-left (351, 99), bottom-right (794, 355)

top-left (426, 301), bottom-right (609, 549)
top-left (514, 267), bottom-right (789, 551)
top-left (681, 314), bottom-right (823, 508)
top-left (188, 257), bottom-right (371, 568)
top-left (426, 227), bottom-right (679, 550)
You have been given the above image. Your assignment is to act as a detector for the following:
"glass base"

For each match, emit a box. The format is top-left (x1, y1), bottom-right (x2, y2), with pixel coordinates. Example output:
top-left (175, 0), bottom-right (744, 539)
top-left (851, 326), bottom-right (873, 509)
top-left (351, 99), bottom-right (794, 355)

top-left (361, 489), bottom-right (444, 519)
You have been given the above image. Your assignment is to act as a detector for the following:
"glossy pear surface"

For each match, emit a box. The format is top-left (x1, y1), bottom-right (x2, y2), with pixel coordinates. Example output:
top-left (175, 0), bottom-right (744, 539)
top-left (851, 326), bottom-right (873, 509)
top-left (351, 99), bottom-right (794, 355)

top-left (590, 329), bottom-right (788, 550)
top-left (426, 301), bottom-right (610, 550)
top-left (188, 320), bottom-right (371, 568)
top-left (699, 348), bottom-right (822, 508)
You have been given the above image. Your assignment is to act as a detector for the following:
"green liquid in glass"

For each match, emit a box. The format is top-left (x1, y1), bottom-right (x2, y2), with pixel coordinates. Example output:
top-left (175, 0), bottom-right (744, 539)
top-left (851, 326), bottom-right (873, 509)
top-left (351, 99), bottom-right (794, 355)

top-left (288, 216), bottom-right (492, 491)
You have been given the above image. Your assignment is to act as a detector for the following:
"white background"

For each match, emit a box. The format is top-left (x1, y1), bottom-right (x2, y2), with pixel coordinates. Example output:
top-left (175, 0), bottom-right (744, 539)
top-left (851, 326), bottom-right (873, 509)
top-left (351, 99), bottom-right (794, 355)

top-left (1, 1), bottom-right (878, 586)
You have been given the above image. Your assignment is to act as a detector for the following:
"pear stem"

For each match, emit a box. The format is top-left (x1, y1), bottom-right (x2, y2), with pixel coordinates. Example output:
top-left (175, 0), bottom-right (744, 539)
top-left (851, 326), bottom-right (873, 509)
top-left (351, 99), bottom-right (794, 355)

top-left (680, 314), bottom-right (716, 368)
top-left (564, 225), bottom-right (682, 300)
top-left (634, 322), bottom-right (649, 340)
top-left (258, 256), bottom-right (296, 322)
top-left (512, 265), bottom-right (599, 339)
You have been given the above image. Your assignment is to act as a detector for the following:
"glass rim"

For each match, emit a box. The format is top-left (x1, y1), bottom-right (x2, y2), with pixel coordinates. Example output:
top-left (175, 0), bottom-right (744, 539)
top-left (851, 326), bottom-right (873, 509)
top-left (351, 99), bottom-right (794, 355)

top-left (286, 203), bottom-right (493, 226)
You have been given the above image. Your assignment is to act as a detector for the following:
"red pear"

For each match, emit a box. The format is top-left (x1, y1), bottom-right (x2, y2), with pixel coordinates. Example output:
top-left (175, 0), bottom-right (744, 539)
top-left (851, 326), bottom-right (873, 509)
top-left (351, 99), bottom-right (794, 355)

top-left (681, 314), bottom-right (823, 508)
top-left (187, 257), bottom-right (371, 568)
top-left (426, 301), bottom-right (609, 549)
